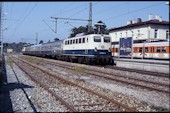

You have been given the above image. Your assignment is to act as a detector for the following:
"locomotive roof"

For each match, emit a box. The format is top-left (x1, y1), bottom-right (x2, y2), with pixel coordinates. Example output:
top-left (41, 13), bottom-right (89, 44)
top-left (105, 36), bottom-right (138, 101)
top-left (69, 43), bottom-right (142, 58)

top-left (64, 34), bottom-right (110, 40)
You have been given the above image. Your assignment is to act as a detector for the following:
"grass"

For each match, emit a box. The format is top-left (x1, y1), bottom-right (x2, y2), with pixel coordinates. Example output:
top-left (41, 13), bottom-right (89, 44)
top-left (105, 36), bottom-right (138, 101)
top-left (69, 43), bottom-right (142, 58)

top-left (24, 56), bottom-right (37, 63)
top-left (72, 66), bottom-right (86, 74)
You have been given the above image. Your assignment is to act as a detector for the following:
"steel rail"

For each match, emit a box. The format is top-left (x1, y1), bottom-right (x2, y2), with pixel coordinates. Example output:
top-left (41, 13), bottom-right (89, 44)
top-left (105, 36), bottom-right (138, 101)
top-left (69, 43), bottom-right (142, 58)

top-left (9, 57), bottom-right (77, 112)
top-left (14, 56), bottom-right (137, 112)
top-left (37, 58), bottom-right (170, 94)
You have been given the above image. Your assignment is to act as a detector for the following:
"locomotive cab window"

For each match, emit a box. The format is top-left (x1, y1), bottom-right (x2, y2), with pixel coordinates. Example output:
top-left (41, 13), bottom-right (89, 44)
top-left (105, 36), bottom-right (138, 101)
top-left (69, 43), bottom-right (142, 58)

top-left (94, 36), bottom-right (101, 42)
top-left (104, 37), bottom-right (110, 43)
top-left (65, 41), bottom-right (67, 45)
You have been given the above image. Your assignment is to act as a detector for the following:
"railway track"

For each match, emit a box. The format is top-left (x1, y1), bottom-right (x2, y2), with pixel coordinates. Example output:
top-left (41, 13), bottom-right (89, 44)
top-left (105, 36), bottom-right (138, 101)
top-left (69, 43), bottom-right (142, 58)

top-left (104, 65), bottom-right (169, 78)
top-left (10, 56), bottom-right (136, 112)
top-left (21, 56), bottom-right (169, 95)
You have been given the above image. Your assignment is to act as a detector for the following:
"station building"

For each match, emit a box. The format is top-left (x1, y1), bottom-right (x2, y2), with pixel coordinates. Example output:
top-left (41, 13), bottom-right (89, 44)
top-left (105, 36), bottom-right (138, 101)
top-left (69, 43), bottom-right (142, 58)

top-left (109, 15), bottom-right (169, 44)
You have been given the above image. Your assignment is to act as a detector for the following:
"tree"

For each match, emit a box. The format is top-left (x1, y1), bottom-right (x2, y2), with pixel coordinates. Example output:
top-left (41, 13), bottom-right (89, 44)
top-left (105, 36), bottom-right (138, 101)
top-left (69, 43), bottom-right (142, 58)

top-left (94, 20), bottom-right (109, 34)
top-left (39, 40), bottom-right (43, 44)
top-left (54, 38), bottom-right (59, 41)
top-left (69, 25), bottom-right (89, 38)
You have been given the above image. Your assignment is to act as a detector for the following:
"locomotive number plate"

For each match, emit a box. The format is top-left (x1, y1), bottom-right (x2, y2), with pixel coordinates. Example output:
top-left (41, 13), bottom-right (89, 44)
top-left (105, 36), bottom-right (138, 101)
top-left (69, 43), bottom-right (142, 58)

top-left (100, 52), bottom-right (106, 54)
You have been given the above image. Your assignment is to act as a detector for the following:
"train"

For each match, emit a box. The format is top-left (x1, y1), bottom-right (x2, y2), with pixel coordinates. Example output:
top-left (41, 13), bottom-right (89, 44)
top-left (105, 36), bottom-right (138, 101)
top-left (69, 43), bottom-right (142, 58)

top-left (22, 34), bottom-right (113, 65)
top-left (112, 41), bottom-right (169, 60)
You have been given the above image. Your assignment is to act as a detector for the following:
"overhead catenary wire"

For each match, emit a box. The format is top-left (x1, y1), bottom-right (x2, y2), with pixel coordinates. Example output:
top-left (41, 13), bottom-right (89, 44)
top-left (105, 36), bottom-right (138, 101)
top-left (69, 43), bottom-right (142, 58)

top-left (103, 2), bottom-right (165, 22)
top-left (12, 2), bottom-right (38, 36)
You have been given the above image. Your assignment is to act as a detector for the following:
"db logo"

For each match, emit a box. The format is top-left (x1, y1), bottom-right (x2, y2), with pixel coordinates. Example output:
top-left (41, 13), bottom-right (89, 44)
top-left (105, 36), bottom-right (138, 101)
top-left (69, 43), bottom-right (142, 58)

top-left (101, 45), bottom-right (105, 49)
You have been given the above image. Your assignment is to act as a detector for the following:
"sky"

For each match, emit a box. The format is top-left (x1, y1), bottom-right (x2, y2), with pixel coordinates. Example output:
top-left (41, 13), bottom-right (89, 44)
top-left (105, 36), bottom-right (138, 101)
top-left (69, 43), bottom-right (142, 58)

top-left (1, 1), bottom-right (169, 44)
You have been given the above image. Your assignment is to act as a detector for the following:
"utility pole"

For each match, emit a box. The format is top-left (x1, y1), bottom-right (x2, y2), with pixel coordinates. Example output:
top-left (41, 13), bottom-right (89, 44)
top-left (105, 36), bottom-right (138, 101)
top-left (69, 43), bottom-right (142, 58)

top-left (0, 2), bottom-right (3, 56)
top-left (36, 32), bottom-right (38, 45)
top-left (88, 2), bottom-right (92, 33)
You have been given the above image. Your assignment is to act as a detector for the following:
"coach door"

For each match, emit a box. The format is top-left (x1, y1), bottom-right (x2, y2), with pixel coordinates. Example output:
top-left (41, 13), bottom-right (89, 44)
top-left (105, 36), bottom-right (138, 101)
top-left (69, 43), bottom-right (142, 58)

top-left (150, 47), bottom-right (154, 59)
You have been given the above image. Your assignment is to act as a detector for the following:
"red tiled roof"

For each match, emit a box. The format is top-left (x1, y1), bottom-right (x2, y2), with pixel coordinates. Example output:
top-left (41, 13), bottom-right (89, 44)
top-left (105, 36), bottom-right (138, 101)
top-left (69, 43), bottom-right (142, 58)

top-left (109, 20), bottom-right (169, 32)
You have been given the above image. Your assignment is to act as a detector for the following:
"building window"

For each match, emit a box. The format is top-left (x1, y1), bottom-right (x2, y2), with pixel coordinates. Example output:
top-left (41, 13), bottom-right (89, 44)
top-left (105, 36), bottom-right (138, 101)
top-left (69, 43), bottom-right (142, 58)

top-left (115, 33), bottom-right (117, 39)
top-left (166, 31), bottom-right (169, 40)
top-left (154, 29), bottom-right (158, 38)
top-left (137, 30), bottom-right (140, 38)
top-left (131, 31), bottom-right (134, 37)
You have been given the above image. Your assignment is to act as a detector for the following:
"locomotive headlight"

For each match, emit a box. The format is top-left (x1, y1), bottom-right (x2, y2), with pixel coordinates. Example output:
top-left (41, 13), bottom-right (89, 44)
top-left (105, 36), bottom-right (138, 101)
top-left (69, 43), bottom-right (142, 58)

top-left (94, 47), bottom-right (97, 52)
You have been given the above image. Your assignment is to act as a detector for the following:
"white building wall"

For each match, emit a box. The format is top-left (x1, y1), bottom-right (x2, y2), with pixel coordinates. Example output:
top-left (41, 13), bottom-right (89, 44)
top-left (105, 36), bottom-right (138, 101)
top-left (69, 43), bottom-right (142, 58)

top-left (109, 24), bottom-right (169, 42)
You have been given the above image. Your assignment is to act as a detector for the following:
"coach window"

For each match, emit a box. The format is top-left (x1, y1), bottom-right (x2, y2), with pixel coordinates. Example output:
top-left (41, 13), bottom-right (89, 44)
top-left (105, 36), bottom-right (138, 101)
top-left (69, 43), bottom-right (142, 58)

top-left (87, 38), bottom-right (88, 42)
top-left (68, 40), bottom-right (70, 45)
top-left (70, 40), bottom-right (72, 44)
top-left (145, 47), bottom-right (148, 52)
top-left (82, 38), bottom-right (85, 43)
top-left (154, 29), bottom-right (158, 39)
top-left (65, 41), bottom-right (67, 45)
top-left (134, 47), bottom-right (137, 52)
top-left (76, 39), bottom-right (78, 44)
top-left (162, 47), bottom-right (166, 53)
top-left (104, 37), bottom-right (110, 43)
top-left (94, 36), bottom-right (101, 42)
top-left (79, 38), bottom-right (81, 43)
top-left (166, 31), bottom-right (169, 40)
top-left (116, 48), bottom-right (118, 52)
top-left (139, 47), bottom-right (143, 53)
top-left (156, 47), bottom-right (160, 53)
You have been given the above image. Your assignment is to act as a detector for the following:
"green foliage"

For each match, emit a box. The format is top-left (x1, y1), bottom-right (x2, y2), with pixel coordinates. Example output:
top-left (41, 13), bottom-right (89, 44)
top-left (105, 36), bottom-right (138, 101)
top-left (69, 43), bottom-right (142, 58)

top-left (3, 42), bottom-right (31, 53)
top-left (39, 40), bottom-right (43, 44)
top-left (24, 56), bottom-right (37, 63)
top-left (69, 25), bottom-right (89, 38)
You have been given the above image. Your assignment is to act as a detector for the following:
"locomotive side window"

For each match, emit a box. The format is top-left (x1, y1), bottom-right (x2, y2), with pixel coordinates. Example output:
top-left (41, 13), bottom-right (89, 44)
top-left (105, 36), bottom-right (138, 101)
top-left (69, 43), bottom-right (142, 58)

top-left (76, 39), bottom-right (78, 44)
top-left (68, 40), bottom-right (70, 45)
top-left (65, 41), bottom-right (67, 45)
top-left (82, 38), bottom-right (85, 43)
top-left (73, 39), bottom-right (75, 44)
top-left (104, 37), bottom-right (110, 43)
top-left (79, 38), bottom-right (81, 43)
top-left (157, 47), bottom-right (161, 53)
top-left (162, 47), bottom-right (166, 53)
top-left (94, 36), bottom-right (101, 42)
top-left (70, 40), bottom-right (72, 44)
